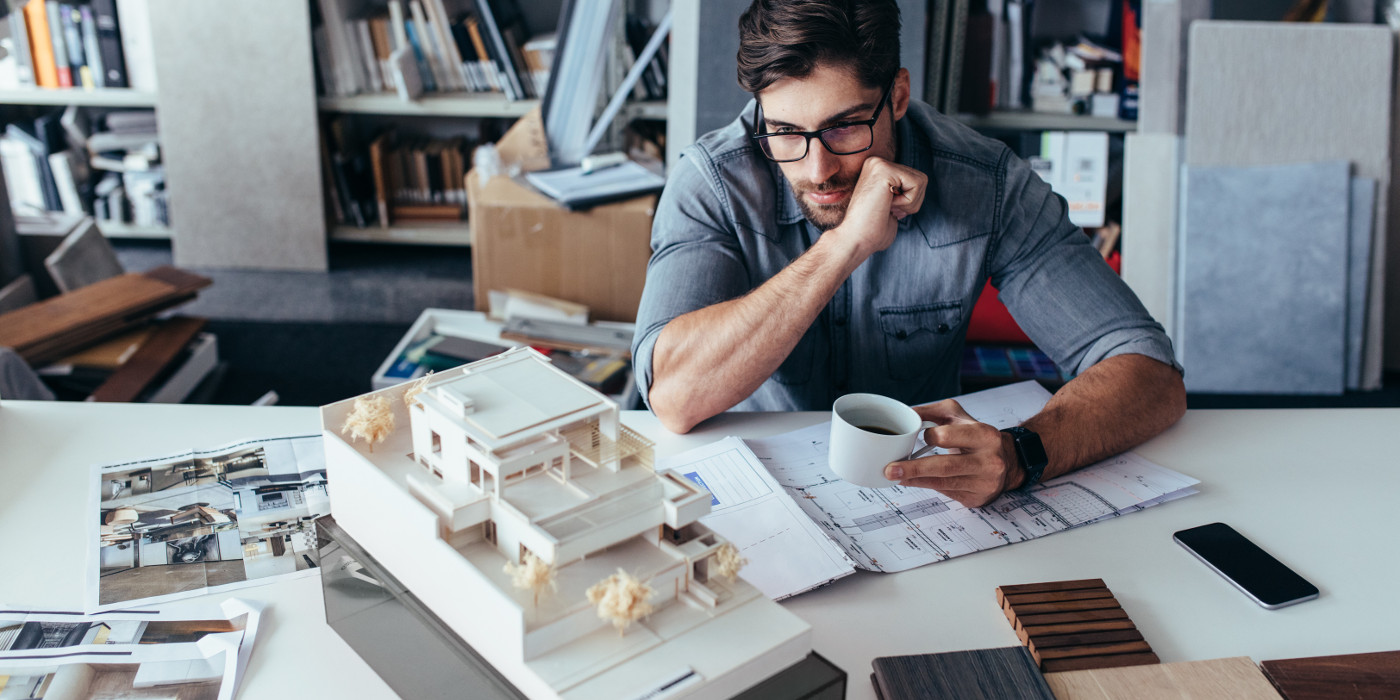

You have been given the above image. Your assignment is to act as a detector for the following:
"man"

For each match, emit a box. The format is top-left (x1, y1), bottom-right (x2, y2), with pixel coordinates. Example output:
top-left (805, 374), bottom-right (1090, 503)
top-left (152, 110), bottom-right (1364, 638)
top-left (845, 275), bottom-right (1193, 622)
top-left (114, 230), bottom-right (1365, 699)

top-left (632, 0), bottom-right (1185, 507)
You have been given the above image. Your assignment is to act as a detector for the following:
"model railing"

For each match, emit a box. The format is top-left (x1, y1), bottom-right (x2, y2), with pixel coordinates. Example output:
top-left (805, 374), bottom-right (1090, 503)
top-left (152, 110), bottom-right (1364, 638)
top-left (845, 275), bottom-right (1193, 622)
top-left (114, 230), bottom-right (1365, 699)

top-left (561, 422), bottom-right (655, 471)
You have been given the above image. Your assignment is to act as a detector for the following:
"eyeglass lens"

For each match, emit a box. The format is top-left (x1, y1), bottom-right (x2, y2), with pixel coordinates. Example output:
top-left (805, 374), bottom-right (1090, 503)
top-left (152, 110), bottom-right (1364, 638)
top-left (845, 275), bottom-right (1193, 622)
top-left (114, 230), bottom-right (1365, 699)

top-left (759, 124), bottom-right (873, 161)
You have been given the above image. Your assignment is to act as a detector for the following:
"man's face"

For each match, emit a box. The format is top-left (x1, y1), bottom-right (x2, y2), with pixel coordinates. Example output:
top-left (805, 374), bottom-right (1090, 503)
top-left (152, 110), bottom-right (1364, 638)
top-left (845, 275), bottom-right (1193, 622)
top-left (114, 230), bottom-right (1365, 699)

top-left (757, 63), bottom-right (908, 231)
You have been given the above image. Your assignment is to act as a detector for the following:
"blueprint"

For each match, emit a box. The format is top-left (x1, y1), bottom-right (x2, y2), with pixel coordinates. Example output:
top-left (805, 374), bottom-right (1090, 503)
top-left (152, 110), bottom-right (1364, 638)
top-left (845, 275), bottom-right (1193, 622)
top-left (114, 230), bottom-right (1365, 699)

top-left (744, 381), bottom-right (1201, 573)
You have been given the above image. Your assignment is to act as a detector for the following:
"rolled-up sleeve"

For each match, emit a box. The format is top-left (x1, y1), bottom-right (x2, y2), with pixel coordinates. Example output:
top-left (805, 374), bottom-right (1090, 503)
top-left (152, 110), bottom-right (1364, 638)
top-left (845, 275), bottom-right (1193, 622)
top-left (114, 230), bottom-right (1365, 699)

top-left (989, 150), bottom-right (1183, 377)
top-left (631, 152), bottom-right (754, 410)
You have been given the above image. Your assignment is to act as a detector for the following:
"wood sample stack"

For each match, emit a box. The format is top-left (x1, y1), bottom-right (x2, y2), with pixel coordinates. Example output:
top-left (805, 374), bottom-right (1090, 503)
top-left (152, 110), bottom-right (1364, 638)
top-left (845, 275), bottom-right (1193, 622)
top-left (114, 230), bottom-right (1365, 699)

top-left (88, 316), bottom-right (207, 403)
top-left (0, 266), bottom-right (210, 367)
top-left (997, 578), bottom-right (1159, 672)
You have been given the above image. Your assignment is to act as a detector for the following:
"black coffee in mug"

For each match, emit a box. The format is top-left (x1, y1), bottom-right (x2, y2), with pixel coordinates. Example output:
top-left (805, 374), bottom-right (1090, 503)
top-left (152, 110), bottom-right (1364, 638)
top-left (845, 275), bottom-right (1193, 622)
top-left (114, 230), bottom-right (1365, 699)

top-left (855, 424), bottom-right (899, 436)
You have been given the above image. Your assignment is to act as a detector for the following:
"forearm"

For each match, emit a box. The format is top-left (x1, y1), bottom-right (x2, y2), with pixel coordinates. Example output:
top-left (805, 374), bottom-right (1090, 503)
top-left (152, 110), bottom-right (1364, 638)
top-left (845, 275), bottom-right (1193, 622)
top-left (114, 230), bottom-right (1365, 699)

top-left (1021, 353), bottom-right (1186, 483)
top-left (648, 235), bottom-right (864, 432)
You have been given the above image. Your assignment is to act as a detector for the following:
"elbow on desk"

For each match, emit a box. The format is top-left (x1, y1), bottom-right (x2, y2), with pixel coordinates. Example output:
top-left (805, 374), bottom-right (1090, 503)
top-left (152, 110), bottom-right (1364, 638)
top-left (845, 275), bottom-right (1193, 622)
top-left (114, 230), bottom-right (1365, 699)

top-left (1164, 372), bottom-right (1188, 424)
top-left (651, 399), bottom-right (703, 435)
top-left (647, 382), bottom-right (706, 435)
top-left (657, 412), bottom-right (700, 435)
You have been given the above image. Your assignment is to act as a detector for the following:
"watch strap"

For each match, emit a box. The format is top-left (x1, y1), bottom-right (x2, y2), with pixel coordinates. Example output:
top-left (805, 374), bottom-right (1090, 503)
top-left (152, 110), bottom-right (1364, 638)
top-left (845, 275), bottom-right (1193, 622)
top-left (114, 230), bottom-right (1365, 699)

top-left (1001, 426), bottom-right (1047, 491)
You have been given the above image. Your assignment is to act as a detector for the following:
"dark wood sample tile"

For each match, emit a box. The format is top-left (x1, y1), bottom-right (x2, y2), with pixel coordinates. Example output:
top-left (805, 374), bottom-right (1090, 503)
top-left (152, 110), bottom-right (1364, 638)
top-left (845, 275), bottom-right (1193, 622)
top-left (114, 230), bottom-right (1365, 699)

top-left (872, 647), bottom-right (1056, 700)
top-left (1261, 650), bottom-right (1400, 700)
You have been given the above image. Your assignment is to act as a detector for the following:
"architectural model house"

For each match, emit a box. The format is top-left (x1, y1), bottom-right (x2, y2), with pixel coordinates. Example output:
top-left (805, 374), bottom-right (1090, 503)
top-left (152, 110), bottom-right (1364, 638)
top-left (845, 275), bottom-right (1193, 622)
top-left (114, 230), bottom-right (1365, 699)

top-left (322, 347), bottom-right (811, 699)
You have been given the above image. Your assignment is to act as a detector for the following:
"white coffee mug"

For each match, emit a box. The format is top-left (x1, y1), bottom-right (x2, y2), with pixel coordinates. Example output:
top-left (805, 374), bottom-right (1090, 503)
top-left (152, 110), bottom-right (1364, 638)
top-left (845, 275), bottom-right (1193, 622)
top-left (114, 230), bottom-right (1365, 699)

top-left (828, 393), bottom-right (938, 488)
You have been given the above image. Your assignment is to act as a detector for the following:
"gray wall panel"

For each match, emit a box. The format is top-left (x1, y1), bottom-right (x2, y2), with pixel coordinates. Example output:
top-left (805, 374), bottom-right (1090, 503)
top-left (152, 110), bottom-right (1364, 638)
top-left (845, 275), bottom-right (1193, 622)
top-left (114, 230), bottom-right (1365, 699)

top-left (1180, 161), bottom-right (1351, 394)
top-left (150, 0), bottom-right (327, 271)
top-left (1185, 21), bottom-right (1394, 384)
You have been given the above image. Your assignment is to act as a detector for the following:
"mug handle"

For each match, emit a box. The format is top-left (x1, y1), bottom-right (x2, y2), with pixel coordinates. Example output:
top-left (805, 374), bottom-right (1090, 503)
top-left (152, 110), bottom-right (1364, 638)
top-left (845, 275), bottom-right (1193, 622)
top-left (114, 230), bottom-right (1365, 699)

top-left (907, 420), bottom-right (940, 460)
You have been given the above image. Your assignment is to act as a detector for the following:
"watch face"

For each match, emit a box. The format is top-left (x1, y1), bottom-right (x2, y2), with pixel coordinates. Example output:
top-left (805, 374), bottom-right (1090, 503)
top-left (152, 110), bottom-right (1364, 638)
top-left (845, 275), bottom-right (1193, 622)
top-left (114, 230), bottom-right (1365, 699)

top-left (1018, 434), bottom-right (1048, 470)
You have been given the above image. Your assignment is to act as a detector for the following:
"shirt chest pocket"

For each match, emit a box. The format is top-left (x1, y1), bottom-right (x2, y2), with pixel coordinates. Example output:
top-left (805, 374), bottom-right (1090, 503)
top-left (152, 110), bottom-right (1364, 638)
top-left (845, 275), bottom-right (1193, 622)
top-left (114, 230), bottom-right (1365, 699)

top-left (878, 303), bottom-right (963, 380)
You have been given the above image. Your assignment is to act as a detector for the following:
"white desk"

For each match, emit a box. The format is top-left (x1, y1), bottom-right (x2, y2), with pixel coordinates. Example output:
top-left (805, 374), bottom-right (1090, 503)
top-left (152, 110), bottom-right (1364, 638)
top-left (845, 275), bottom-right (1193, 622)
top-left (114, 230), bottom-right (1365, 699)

top-left (2, 400), bottom-right (1397, 699)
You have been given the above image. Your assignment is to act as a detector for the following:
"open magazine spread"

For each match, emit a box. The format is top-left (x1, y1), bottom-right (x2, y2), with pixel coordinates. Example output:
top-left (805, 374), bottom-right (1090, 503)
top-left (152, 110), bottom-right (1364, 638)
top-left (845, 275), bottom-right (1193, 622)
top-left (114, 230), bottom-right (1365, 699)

top-left (89, 435), bottom-right (328, 610)
top-left (658, 381), bottom-right (1199, 599)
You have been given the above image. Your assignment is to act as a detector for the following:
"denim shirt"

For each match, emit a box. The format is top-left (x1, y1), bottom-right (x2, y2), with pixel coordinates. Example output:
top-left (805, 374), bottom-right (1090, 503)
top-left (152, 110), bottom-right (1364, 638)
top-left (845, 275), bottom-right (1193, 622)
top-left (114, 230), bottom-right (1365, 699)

top-left (632, 98), bottom-right (1180, 413)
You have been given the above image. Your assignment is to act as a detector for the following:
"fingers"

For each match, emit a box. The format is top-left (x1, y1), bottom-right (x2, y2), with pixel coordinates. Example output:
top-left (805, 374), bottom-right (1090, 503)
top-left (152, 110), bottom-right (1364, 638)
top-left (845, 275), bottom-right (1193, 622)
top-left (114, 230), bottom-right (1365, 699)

top-left (883, 426), bottom-right (1017, 507)
top-left (897, 480), bottom-right (998, 508)
top-left (889, 169), bottom-right (927, 216)
top-left (922, 422), bottom-right (999, 453)
top-left (859, 157), bottom-right (928, 220)
top-left (916, 399), bottom-right (976, 424)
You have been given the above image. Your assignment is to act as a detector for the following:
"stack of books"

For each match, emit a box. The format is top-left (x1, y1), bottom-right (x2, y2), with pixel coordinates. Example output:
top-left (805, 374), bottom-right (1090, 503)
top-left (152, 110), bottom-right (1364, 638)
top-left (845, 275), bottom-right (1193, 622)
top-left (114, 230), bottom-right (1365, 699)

top-left (321, 119), bottom-right (475, 229)
top-left (1, 0), bottom-right (142, 91)
top-left (0, 106), bottom-right (166, 229)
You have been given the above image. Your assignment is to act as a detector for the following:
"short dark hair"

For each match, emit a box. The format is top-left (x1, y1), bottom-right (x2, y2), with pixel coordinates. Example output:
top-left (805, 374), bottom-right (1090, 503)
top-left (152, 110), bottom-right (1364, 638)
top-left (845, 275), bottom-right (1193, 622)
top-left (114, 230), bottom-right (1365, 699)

top-left (737, 0), bottom-right (901, 94)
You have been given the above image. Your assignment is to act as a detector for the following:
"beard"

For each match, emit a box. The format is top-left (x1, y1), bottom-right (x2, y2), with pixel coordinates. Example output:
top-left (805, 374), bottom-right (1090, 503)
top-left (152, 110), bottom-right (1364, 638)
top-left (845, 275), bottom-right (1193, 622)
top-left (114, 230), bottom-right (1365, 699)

top-left (791, 172), bottom-right (859, 232)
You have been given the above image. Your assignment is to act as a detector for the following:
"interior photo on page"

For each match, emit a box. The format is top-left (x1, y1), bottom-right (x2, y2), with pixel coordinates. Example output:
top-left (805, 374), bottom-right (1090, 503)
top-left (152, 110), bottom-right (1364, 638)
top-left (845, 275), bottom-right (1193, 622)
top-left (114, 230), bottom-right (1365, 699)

top-left (0, 599), bottom-right (263, 700)
top-left (88, 436), bottom-right (328, 610)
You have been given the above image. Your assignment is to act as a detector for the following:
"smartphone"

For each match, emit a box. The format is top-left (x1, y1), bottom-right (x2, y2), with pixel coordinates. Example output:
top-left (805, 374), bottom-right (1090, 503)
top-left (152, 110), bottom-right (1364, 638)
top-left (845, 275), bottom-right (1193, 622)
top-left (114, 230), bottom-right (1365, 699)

top-left (1173, 522), bottom-right (1319, 609)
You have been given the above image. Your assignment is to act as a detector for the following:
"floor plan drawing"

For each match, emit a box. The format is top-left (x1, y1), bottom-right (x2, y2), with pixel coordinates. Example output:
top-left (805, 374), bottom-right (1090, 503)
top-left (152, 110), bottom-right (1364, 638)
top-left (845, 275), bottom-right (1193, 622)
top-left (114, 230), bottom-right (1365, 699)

top-left (743, 382), bottom-right (1200, 573)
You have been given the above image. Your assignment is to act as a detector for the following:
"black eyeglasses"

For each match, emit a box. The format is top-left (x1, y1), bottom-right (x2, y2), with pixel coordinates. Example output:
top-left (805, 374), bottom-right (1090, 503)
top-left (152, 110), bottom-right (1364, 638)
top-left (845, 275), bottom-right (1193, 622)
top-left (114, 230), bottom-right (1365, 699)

top-left (751, 80), bottom-right (895, 163)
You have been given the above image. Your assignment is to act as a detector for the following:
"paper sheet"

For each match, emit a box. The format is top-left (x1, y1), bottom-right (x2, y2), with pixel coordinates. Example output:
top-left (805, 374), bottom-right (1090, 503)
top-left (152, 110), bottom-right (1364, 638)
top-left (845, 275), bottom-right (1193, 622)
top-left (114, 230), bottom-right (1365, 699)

top-left (661, 382), bottom-right (1200, 597)
top-left (0, 598), bottom-right (263, 700)
top-left (89, 435), bottom-right (329, 610)
top-left (746, 382), bottom-right (1200, 573)
top-left (657, 437), bottom-right (857, 601)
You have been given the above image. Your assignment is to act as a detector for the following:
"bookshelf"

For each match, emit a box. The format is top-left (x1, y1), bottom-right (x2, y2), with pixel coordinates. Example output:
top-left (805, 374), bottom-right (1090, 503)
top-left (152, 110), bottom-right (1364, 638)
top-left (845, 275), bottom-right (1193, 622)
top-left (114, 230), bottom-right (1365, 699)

top-left (315, 98), bottom-right (679, 125)
top-left (330, 221), bottom-right (471, 246)
top-left (625, 99), bottom-right (668, 121)
top-left (314, 0), bottom-right (679, 249)
top-left (0, 88), bottom-right (159, 108)
top-left (95, 221), bottom-right (170, 239)
top-left (0, 87), bottom-right (171, 240)
top-left (955, 111), bottom-right (1137, 133)
top-left (318, 93), bottom-right (538, 119)
top-left (2, 0), bottom-right (685, 265)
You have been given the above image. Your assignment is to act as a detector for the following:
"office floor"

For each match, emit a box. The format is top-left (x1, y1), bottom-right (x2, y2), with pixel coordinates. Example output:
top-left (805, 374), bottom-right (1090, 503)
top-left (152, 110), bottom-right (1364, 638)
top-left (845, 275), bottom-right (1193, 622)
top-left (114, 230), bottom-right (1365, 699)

top-left (112, 240), bottom-right (1400, 409)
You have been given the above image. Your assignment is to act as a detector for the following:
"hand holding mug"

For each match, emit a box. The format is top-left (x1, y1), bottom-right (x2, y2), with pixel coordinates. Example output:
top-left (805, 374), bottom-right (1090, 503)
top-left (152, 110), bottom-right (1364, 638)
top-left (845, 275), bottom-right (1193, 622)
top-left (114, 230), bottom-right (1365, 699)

top-left (827, 393), bottom-right (939, 488)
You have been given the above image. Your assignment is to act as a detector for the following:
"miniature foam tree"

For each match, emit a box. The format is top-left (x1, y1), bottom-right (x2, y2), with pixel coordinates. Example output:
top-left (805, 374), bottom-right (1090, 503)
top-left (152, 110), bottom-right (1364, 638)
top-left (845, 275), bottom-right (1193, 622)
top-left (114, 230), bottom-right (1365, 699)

top-left (402, 372), bottom-right (433, 409)
top-left (341, 395), bottom-right (394, 452)
top-left (712, 542), bottom-right (747, 583)
top-left (586, 569), bottom-right (655, 636)
top-left (503, 551), bottom-right (557, 607)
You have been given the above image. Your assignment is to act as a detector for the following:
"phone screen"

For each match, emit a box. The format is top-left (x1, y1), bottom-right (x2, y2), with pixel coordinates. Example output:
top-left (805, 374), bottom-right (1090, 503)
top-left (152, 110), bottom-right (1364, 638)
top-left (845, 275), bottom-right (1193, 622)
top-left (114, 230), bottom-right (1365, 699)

top-left (1173, 522), bottom-right (1318, 609)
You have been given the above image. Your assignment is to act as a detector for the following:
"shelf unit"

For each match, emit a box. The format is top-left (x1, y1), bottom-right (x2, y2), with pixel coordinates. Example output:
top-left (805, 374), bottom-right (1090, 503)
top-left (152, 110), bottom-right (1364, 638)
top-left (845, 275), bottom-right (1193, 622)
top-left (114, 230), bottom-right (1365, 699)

top-left (318, 93), bottom-right (539, 119)
top-left (0, 88), bottom-right (170, 240)
top-left (316, 94), bottom-right (505, 249)
top-left (316, 94), bottom-right (668, 248)
top-left (955, 110), bottom-right (1137, 133)
top-left (318, 95), bottom-right (669, 121)
top-left (96, 221), bottom-right (172, 240)
top-left (0, 88), bottom-right (160, 108)
top-left (2, 1), bottom-right (680, 264)
top-left (329, 221), bottom-right (471, 247)
top-left (624, 100), bottom-right (668, 121)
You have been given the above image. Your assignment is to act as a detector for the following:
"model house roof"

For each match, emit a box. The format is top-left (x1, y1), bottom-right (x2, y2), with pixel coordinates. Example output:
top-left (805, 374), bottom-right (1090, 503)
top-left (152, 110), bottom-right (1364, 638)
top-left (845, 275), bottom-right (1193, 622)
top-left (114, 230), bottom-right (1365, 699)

top-left (419, 349), bottom-right (612, 444)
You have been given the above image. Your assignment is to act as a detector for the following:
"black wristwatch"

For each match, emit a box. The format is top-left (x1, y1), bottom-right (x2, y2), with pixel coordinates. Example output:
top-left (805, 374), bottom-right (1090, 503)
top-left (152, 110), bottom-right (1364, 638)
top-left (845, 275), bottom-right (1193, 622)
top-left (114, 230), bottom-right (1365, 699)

top-left (1001, 426), bottom-right (1048, 491)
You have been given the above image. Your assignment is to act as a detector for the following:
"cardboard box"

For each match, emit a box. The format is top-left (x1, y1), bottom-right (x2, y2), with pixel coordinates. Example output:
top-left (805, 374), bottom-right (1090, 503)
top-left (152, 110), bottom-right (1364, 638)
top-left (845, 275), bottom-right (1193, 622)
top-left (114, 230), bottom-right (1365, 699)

top-left (466, 110), bottom-right (657, 323)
